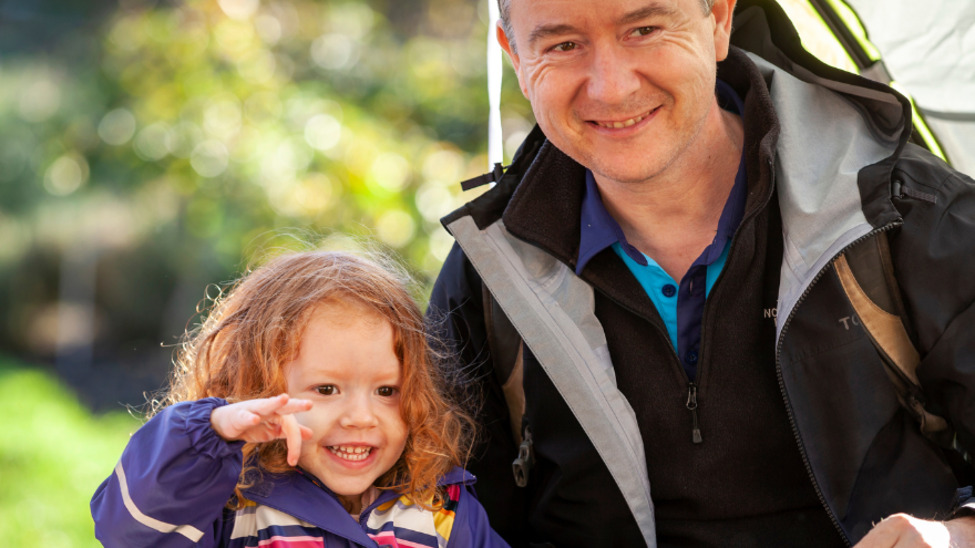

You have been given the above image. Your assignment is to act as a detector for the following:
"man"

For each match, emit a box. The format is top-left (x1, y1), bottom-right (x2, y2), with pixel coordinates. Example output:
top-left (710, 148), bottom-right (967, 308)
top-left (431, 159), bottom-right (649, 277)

top-left (428, 0), bottom-right (975, 545)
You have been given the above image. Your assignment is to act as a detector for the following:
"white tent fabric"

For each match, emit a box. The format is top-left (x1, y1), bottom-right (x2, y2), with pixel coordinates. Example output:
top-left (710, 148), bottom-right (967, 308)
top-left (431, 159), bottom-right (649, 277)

top-left (846, 0), bottom-right (975, 176)
top-left (487, 0), bottom-right (504, 169)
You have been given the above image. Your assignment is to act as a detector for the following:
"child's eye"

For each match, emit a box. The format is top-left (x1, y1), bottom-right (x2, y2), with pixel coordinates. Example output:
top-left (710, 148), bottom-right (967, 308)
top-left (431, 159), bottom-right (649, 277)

top-left (315, 385), bottom-right (337, 396)
top-left (376, 386), bottom-right (398, 397)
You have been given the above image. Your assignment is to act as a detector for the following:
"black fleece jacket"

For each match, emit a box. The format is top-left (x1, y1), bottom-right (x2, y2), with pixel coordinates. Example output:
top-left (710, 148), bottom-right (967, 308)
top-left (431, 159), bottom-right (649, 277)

top-left (429, 2), bottom-right (975, 546)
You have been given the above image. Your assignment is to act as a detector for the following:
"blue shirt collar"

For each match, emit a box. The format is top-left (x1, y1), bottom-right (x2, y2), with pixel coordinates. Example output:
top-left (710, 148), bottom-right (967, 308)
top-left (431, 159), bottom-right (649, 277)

top-left (576, 79), bottom-right (747, 275)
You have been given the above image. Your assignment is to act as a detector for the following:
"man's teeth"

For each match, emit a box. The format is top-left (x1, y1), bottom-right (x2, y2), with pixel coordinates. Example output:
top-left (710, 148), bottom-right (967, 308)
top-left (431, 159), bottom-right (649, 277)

top-left (596, 112), bottom-right (648, 129)
top-left (328, 446), bottom-right (372, 461)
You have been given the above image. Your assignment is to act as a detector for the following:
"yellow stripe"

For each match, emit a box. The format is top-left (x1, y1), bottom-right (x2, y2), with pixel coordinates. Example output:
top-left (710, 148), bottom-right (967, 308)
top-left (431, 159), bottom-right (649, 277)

top-left (433, 506), bottom-right (456, 541)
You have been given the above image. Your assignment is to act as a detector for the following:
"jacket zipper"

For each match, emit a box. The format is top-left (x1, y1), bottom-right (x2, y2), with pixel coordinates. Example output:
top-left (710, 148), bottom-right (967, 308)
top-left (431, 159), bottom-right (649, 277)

top-left (685, 159), bottom-right (779, 447)
top-left (607, 294), bottom-right (701, 444)
top-left (685, 382), bottom-right (703, 444)
top-left (774, 223), bottom-right (901, 547)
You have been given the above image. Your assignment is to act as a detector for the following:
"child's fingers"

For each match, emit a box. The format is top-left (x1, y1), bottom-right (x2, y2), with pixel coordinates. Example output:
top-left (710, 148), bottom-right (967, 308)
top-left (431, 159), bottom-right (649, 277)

top-left (277, 398), bottom-right (313, 415)
top-left (232, 408), bottom-right (262, 435)
top-left (211, 404), bottom-right (261, 440)
top-left (244, 394), bottom-right (311, 420)
top-left (212, 395), bottom-right (310, 445)
top-left (281, 413), bottom-right (303, 466)
top-left (243, 393), bottom-right (291, 417)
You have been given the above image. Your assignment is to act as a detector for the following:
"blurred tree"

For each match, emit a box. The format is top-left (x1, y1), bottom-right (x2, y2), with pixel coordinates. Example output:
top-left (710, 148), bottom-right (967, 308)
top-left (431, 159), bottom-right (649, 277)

top-left (0, 0), bottom-right (532, 409)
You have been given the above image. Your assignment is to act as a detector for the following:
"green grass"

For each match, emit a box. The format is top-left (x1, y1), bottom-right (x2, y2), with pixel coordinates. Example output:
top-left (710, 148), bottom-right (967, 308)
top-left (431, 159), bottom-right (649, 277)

top-left (0, 358), bottom-right (142, 546)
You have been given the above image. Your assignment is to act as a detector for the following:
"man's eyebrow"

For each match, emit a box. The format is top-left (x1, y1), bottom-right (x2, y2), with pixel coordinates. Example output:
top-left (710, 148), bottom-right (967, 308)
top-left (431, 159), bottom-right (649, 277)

top-left (525, 4), bottom-right (680, 49)
top-left (526, 23), bottom-right (581, 49)
top-left (618, 4), bottom-right (679, 26)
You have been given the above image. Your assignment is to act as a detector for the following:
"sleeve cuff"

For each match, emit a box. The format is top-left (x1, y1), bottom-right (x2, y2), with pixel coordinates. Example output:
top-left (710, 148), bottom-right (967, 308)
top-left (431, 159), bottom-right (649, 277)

top-left (180, 398), bottom-right (246, 460)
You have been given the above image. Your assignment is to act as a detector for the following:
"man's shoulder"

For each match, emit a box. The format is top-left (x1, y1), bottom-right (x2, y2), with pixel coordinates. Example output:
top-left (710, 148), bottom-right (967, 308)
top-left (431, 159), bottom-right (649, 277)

top-left (893, 143), bottom-right (975, 195)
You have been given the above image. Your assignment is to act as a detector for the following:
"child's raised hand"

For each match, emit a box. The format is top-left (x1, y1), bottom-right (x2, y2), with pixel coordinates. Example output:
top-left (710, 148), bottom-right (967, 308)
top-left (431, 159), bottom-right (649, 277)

top-left (210, 394), bottom-right (314, 466)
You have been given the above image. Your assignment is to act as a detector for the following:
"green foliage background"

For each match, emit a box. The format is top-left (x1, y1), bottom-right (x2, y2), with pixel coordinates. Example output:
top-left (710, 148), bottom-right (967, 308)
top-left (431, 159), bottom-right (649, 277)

top-left (0, 0), bottom-right (531, 395)
top-left (0, 0), bottom-right (531, 542)
top-left (0, 358), bottom-right (141, 546)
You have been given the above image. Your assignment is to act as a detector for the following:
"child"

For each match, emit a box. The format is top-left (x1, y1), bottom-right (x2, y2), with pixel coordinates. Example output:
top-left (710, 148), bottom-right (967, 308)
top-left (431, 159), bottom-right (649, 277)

top-left (91, 250), bottom-right (507, 548)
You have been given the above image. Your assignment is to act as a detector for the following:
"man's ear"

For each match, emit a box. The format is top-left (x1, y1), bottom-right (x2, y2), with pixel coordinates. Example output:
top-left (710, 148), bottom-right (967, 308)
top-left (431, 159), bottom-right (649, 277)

top-left (496, 22), bottom-right (530, 98)
top-left (710, 0), bottom-right (737, 61)
top-left (496, 21), bottom-right (518, 68)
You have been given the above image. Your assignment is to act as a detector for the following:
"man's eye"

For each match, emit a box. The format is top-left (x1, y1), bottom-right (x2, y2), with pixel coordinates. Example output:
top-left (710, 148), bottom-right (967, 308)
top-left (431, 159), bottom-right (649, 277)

top-left (551, 41), bottom-right (578, 52)
top-left (376, 386), bottom-right (398, 397)
top-left (315, 385), bottom-right (337, 396)
top-left (631, 26), bottom-right (658, 37)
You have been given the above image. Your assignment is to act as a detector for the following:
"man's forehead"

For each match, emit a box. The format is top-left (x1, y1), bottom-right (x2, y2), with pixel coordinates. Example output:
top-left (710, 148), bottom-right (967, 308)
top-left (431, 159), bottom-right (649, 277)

top-left (506, 0), bottom-right (690, 23)
top-left (506, 0), bottom-right (695, 39)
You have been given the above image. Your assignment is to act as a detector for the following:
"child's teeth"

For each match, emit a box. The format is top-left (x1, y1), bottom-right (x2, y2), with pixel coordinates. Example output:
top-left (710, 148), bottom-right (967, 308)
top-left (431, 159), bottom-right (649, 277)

top-left (328, 446), bottom-right (372, 461)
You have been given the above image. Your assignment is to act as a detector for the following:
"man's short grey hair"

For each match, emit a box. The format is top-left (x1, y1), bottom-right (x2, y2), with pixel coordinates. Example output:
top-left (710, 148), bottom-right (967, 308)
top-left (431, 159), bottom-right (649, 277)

top-left (498, 0), bottom-right (717, 53)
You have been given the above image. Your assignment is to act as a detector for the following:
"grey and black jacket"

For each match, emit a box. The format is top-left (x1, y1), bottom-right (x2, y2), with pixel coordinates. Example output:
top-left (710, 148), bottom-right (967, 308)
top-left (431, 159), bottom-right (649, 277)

top-left (428, 3), bottom-right (975, 546)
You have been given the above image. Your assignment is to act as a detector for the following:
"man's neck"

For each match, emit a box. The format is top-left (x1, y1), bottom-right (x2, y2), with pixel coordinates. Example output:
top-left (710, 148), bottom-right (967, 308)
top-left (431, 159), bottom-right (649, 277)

top-left (595, 106), bottom-right (744, 281)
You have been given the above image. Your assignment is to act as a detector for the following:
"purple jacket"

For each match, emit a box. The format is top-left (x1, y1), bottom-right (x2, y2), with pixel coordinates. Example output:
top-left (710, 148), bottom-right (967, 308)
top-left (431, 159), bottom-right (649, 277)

top-left (91, 398), bottom-right (508, 548)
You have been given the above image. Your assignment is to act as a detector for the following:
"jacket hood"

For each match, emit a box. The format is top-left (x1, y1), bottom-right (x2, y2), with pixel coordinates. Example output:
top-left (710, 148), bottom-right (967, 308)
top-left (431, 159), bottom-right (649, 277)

top-left (731, 1), bottom-right (913, 329)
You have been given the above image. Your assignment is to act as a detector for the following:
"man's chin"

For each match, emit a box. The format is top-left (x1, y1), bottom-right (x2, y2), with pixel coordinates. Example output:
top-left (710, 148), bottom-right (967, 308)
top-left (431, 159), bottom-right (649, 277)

top-left (584, 160), bottom-right (672, 188)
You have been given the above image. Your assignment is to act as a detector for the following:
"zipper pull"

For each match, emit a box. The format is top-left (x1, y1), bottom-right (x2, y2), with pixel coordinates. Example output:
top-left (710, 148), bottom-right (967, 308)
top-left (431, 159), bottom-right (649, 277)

top-left (686, 383), bottom-right (703, 444)
top-left (512, 424), bottom-right (534, 488)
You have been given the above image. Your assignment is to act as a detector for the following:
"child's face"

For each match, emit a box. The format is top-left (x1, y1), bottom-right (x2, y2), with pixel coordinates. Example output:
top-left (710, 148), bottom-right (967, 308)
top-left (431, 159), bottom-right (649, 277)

top-left (284, 301), bottom-right (408, 509)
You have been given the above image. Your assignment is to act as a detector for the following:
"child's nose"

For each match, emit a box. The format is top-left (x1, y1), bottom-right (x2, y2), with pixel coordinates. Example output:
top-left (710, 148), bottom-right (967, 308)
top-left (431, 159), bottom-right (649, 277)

top-left (339, 393), bottom-right (379, 428)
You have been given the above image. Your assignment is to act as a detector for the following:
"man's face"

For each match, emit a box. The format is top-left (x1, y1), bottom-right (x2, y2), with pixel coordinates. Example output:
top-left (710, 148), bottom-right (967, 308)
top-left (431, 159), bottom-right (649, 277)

top-left (499, 0), bottom-right (734, 187)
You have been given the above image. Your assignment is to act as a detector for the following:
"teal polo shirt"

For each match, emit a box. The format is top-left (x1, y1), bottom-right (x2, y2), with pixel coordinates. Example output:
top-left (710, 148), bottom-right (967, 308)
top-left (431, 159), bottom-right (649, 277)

top-left (575, 80), bottom-right (747, 379)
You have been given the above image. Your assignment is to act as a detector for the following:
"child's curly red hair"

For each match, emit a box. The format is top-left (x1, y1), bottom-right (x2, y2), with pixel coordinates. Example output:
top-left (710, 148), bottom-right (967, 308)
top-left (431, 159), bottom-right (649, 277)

top-left (159, 250), bottom-right (474, 509)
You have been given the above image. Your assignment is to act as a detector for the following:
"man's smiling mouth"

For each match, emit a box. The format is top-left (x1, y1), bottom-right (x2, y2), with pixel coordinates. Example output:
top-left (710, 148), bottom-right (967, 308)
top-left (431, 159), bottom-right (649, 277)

top-left (591, 109), bottom-right (655, 129)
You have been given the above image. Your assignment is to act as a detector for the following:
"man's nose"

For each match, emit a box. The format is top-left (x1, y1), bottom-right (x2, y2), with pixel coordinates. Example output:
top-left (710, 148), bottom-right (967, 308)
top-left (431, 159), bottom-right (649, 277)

top-left (339, 393), bottom-right (379, 428)
top-left (586, 43), bottom-right (642, 105)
